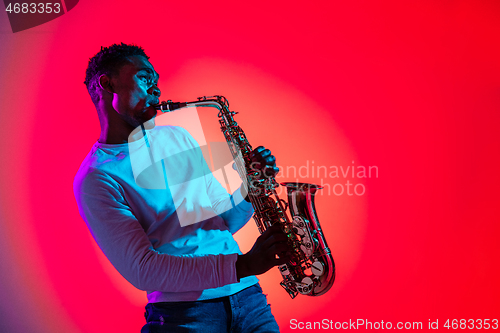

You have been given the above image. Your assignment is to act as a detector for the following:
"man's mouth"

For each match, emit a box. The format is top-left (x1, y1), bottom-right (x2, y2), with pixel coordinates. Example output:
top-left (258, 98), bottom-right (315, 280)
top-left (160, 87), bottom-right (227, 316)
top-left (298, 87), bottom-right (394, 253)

top-left (146, 99), bottom-right (160, 107)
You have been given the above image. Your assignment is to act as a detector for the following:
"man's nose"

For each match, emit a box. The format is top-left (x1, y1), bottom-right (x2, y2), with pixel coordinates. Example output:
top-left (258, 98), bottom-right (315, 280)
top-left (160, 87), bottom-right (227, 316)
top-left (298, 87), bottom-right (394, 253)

top-left (149, 85), bottom-right (161, 98)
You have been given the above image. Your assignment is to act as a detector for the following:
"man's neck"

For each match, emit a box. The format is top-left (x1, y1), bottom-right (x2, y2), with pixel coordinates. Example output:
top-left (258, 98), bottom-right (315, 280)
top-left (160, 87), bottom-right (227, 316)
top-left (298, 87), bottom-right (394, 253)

top-left (96, 101), bottom-right (156, 144)
top-left (99, 121), bottom-right (155, 144)
top-left (98, 126), bottom-right (133, 144)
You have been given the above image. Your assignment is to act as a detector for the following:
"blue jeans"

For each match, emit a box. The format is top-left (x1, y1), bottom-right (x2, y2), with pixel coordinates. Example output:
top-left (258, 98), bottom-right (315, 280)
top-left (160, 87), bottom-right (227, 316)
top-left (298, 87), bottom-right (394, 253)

top-left (141, 284), bottom-right (280, 332)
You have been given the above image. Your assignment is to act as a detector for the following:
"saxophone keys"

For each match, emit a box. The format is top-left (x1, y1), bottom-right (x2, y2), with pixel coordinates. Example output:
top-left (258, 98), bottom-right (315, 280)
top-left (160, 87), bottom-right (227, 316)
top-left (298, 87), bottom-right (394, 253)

top-left (300, 244), bottom-right (310, 255)
top-left (279, 264), bottom-right (291, 276)
top-left (311, 260), bottom-right (325, 277)
top-left (298, 277), bottom-right (314, 295)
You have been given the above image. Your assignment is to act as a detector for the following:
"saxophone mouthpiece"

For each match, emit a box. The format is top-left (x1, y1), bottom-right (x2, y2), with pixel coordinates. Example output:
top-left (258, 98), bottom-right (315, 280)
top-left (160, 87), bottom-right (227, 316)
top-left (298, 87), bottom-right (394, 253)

top-left (153, 101), bottom-right (187, 112)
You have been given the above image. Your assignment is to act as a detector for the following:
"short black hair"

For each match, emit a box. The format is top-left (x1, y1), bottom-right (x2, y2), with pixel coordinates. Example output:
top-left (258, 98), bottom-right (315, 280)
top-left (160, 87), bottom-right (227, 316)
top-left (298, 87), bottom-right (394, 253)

top-left (84, 43), bottom-right (149, 104)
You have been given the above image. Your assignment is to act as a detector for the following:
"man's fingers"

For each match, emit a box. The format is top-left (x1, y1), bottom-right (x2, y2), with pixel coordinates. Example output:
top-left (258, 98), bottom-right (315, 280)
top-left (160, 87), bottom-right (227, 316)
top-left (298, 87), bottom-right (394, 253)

top-left (261, 154), bottom-right (275, 165)
top-left (260, 223), bottom-right (285, 239)
top-left (275, 254), bottom-right (293, 266)
top-left (265, 223), bottom-right (283, 232)
top-left (263, 165), bottom-right (279, 177)
top-left (248, 146), bottom-right (278, 179)
top-left (269, 242), bottom-right (290, 256)
top-left (259, 149), bottom-right (272, 159)
top-left (250, 147), bottom-right (272, 162)
top-left (260, 230), bottom-right (288, 247)
top-left (244, 222), bottom-right (295, 275)
top-left (274, 250), bottom-right (294, 265)
top-left (249, 146), bottom-right (266, 158)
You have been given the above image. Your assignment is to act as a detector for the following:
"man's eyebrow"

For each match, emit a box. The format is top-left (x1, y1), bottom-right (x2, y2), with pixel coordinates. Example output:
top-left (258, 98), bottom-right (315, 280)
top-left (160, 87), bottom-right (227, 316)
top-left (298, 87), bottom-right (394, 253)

top-left (139, 68), bottom-right (159, 80)
top-left (139, 68), bottom-right (154, 74)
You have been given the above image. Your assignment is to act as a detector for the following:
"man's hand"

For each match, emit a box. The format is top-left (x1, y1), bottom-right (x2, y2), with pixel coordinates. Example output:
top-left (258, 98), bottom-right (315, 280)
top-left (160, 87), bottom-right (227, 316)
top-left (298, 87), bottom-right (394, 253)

top-left (249, 146), bottom-right (279, 178)
top-left (240, 146), bottom-right (280, 202)
top-left (236, 224), bottom-right (293, 280)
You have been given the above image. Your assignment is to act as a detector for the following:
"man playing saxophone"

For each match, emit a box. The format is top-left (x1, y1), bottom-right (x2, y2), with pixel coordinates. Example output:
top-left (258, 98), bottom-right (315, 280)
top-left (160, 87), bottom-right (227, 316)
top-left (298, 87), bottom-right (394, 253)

top-left (73, 43), bottom-right (290, 332)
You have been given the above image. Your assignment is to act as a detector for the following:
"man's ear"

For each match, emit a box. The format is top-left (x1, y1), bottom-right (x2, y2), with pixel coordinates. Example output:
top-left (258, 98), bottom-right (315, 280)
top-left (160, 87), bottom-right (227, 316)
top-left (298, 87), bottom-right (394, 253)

top-left (98, 74), bottom-right (114, 94)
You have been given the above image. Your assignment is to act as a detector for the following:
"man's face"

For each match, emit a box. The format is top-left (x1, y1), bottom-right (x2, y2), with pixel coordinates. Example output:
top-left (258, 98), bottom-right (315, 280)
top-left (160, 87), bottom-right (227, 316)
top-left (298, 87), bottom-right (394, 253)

top-left (110, 55), bottom-right (161, 129)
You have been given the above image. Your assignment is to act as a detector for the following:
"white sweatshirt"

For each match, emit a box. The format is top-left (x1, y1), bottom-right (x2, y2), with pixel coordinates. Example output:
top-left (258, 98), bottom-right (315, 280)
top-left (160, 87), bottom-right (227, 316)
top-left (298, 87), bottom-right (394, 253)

top-left (73, 125), bottom-right (258, 302)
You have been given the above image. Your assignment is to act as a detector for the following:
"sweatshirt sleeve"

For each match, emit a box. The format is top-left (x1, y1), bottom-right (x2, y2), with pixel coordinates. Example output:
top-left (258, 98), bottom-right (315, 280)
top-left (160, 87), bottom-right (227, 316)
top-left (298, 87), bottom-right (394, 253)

top-left (73, 168), bottom-right (238, 293)
top-left (206, 174), bottom-right (254, 234)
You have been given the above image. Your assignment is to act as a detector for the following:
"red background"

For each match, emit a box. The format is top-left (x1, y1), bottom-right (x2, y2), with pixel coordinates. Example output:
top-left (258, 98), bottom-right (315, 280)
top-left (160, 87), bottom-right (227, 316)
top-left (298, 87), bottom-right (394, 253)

top-left (0, 1), bottom-right (499, 332)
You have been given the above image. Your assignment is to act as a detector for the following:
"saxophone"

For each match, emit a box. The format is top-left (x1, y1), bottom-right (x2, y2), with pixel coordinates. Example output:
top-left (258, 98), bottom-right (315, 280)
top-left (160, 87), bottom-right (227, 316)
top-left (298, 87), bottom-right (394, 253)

top-left (154, 96), bottom-right (335, 298)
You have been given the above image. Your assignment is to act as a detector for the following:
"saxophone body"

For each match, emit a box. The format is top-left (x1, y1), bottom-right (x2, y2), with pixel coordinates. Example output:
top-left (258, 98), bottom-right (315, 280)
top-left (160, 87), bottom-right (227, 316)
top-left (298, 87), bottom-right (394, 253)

top-left (155, 96), bottom-right (335, 298)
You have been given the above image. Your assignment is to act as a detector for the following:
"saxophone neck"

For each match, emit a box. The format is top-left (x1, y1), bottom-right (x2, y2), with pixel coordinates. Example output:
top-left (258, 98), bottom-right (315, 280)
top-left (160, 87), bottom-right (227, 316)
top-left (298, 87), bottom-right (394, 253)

top-left (153, 101), bottom-right (187, 112)
top-left (153, 96), bottom-right (228, 113)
